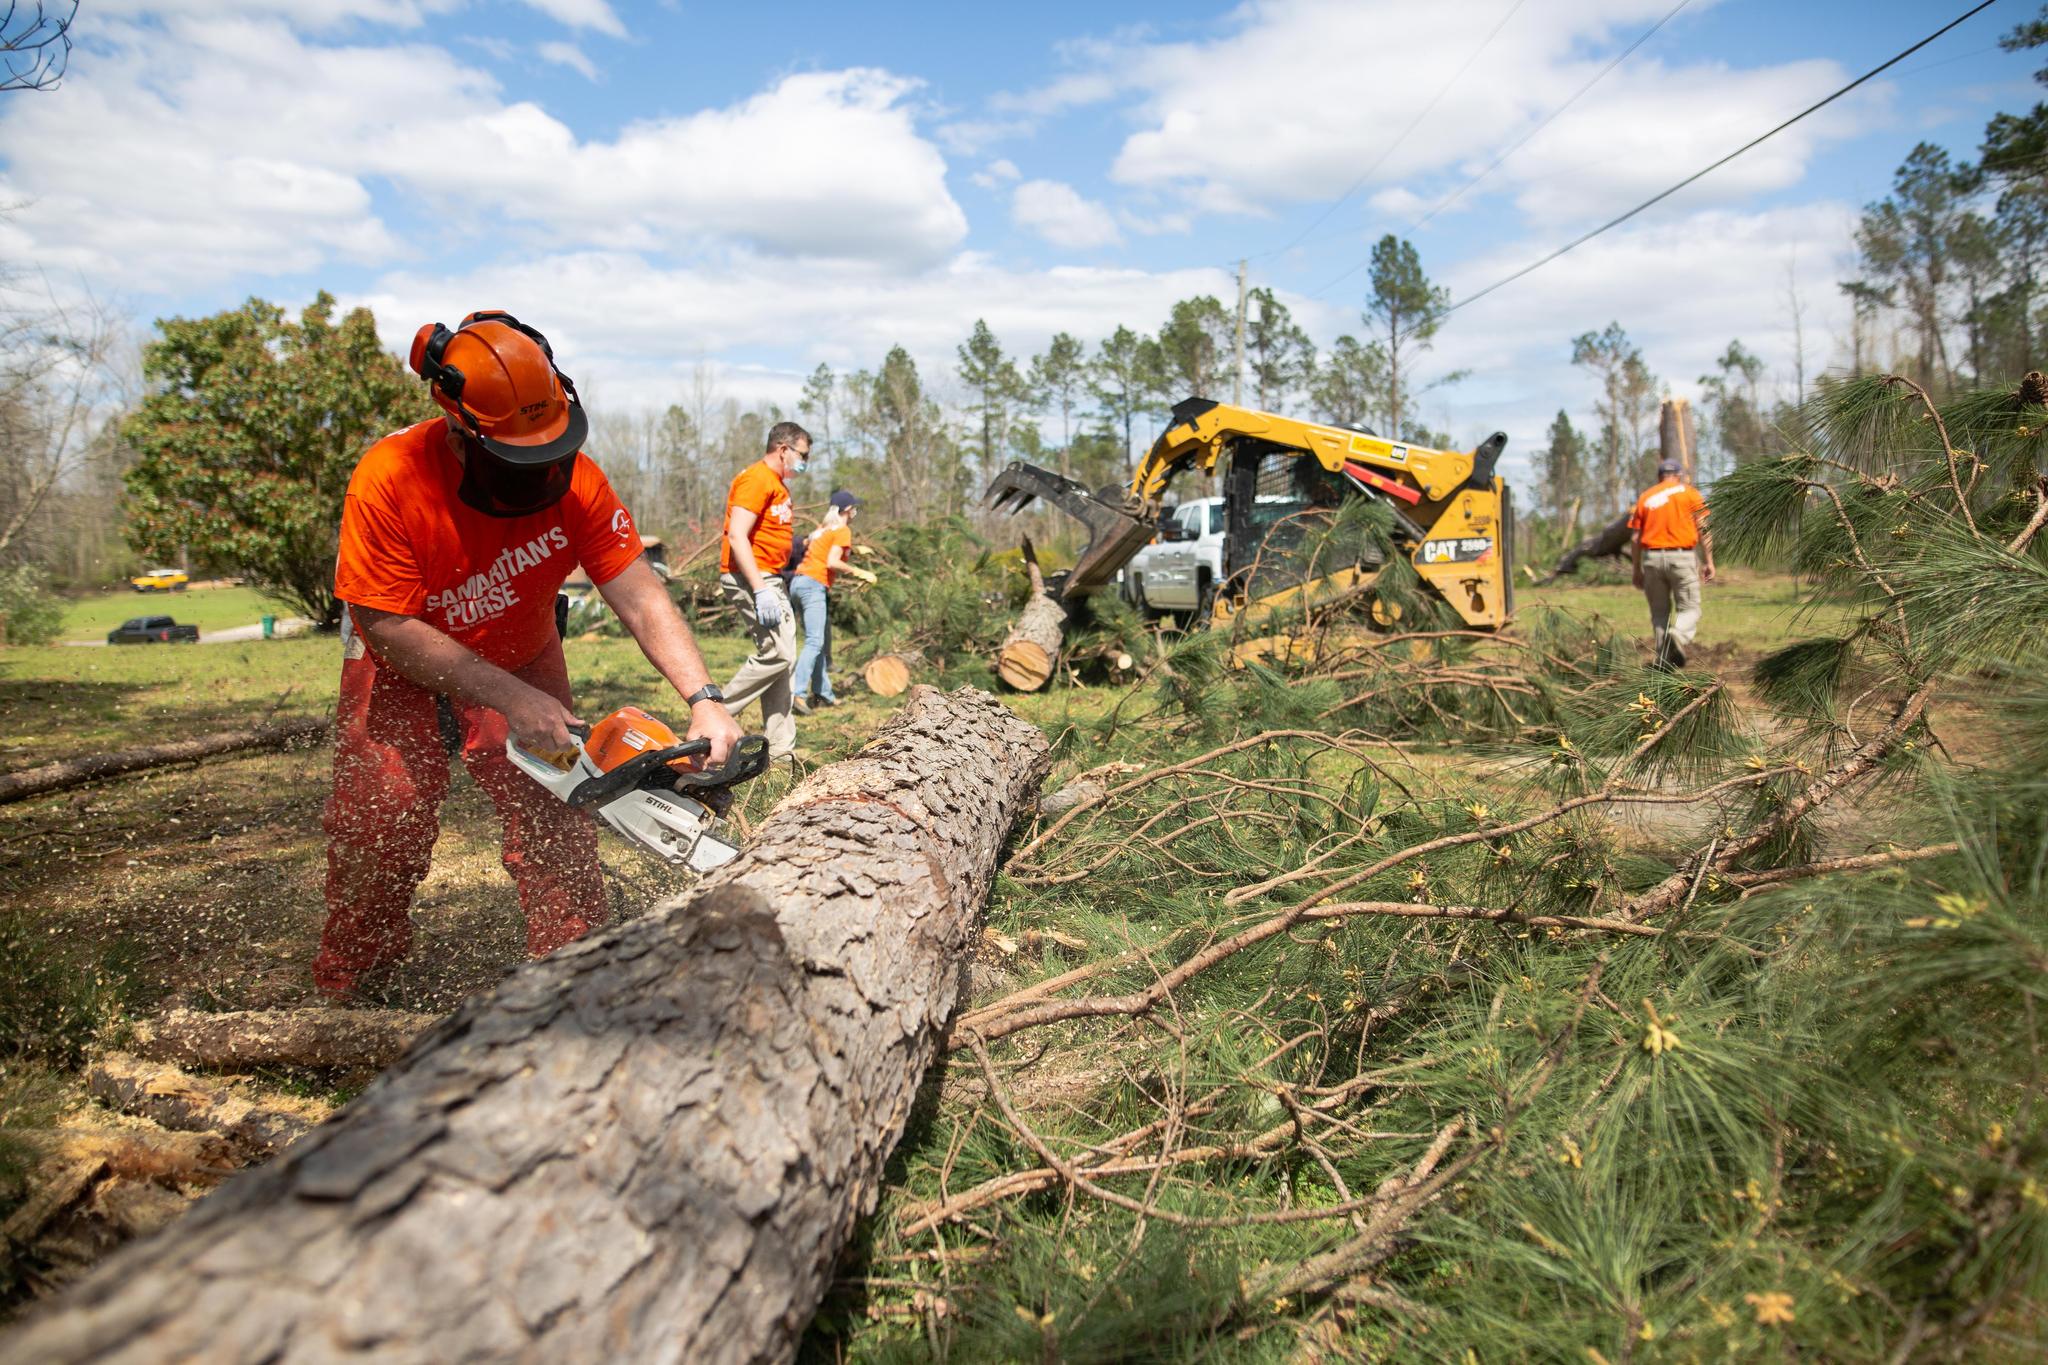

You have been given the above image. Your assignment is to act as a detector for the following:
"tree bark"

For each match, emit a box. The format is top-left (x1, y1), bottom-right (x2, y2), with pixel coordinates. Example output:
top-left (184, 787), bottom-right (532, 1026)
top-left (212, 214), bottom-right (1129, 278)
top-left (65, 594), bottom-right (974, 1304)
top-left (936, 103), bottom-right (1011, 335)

top-left (996, 549), bottom-right (1068, 692)
top-left (130, 1007), bottom-right (437, 1073)
top-left (0, 719), bottom-right (330, 806)
top-left (7, 685), bottom-right (1050, 1365)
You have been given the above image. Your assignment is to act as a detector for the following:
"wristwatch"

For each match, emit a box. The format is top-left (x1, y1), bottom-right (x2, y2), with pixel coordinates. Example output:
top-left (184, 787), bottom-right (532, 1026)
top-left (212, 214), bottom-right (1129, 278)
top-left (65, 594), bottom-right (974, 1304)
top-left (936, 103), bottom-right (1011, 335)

top-left (685, 683), bottom-right (725, 707)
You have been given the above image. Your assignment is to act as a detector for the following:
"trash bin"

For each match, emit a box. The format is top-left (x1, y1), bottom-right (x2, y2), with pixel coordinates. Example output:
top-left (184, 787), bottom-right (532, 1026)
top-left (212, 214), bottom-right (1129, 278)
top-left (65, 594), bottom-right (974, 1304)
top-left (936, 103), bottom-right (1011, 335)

top-left (261, 614), bottom-right (275, 639)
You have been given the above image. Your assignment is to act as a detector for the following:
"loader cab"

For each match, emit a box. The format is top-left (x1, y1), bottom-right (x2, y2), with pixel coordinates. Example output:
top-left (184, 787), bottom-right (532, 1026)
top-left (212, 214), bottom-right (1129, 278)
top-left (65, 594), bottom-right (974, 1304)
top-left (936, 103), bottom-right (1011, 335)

top-left (1217, 439), bottom-right (1385, 606)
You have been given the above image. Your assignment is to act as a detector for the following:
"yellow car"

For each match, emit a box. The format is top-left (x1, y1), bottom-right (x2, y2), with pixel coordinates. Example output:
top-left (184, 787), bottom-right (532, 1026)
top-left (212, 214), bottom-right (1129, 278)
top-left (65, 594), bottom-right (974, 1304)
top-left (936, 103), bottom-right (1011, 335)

top-left (130, 567), bottom-right (189, 592)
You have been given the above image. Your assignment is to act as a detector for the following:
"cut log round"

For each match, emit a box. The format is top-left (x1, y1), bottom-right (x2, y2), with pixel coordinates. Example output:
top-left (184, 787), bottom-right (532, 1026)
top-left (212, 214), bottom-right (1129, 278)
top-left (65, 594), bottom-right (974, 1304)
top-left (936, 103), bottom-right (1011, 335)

top-left (6, 685), bottom-right (1051, 1365)
top-left (862, 652), bottom-right (919, 698)
top-left (0, 719), bottom-right (329, 806)
top-left (131, 1007), bottom-right (436, 1073)
top-left (86, 1055), bottom-right (324, 1160)
top-left (996, 550), bottom-right (1067, 693)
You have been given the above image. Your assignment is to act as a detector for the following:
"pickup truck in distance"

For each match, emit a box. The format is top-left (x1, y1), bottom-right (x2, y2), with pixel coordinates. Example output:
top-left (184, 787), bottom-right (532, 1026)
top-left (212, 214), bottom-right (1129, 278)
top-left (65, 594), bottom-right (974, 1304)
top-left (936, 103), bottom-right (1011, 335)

top-left (108, 616), bottom-right (199, 645)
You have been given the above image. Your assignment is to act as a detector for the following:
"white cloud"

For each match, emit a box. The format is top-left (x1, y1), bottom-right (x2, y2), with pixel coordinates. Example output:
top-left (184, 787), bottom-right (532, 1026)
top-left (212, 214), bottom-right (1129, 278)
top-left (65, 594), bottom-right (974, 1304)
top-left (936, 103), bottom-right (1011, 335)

top-left (1012, 180), bottom-right (1122, 249)
top-left (935, 117), bottom-right (1035, 156)
top-left (0, 19), bottom-right (966, 287)
top-left (996, 0), bottom-right (1876, 229)
top-left (348, 250), bottom-right (1240, 411)
top-left (516, 0), bottom-right (627, 38)
top-left (970, 158), bottom-right (1021, 189)
top-left (536, 40), bottom-right (599, 82)
top-left (1405, 202), bottom-right (1858, 483)
top-left (90, 0), bottom-right (456, 25)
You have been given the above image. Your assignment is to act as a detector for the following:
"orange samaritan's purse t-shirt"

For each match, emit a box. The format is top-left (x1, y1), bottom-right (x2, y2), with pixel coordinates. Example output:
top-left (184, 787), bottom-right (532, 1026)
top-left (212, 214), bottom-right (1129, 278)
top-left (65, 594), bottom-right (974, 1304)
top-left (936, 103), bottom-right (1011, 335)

top-left (334, 418), bottom-right (645, 669)
top-left (720, 461), bottom-right (794, 575)
top-left (796, 525), bottom-right (852, 588)
top-left (1628, 478), bottom-right (1708, 551)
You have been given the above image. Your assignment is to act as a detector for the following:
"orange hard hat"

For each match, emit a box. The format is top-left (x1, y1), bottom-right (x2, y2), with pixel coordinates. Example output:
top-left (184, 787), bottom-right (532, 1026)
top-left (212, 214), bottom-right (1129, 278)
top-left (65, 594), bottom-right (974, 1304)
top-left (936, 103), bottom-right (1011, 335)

top-left (409, 310), bottom-right (587, 466)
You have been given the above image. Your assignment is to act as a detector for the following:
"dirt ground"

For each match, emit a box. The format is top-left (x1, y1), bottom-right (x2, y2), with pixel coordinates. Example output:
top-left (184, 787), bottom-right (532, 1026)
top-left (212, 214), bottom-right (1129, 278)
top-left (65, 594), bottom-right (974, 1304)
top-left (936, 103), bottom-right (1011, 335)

top-left (0, 570), bottom-right (1892, 1316)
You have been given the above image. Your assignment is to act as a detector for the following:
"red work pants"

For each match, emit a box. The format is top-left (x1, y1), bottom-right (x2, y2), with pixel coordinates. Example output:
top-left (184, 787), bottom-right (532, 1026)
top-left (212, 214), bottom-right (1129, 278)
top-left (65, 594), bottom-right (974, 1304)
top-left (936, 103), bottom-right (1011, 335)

top-left (312, 642), bottom-right (605, 995)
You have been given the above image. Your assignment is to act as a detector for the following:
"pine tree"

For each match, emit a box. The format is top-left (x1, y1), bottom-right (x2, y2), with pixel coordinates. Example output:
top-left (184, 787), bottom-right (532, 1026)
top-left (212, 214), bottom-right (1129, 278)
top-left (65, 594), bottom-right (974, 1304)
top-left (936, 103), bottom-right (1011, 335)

top-left (1364, 235), bottom-right (1452, 440)
top-left (956, 320), bottom-right (1024, 487)
top-left (1090, 326), bottom-right (1165, 466)
top-left (1027, 332), bottom-right (1087, 479)
top-left (1244, 287), bottom-right (1315, 412)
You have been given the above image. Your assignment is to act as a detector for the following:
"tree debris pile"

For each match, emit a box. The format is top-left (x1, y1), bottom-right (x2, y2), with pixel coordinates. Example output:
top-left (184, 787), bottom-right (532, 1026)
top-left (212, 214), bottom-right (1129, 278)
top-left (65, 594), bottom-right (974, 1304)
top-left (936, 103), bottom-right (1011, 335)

top-left (812, 375), bottom-right (2048, 1361)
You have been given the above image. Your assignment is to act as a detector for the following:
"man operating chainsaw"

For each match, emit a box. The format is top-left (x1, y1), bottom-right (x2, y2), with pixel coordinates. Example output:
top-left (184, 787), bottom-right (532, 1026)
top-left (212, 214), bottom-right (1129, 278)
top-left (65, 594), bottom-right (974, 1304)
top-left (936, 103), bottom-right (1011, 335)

top-left (312, 310), bottom-right (743, 1000)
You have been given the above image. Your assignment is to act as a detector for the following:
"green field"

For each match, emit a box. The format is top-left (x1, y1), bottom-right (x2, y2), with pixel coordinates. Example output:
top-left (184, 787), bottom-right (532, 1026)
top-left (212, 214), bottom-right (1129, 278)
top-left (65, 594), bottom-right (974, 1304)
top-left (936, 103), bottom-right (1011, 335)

top-left (58, 585), bottom-right (302, 641)
top-left (1518, 564), bottom-right (1851, 657)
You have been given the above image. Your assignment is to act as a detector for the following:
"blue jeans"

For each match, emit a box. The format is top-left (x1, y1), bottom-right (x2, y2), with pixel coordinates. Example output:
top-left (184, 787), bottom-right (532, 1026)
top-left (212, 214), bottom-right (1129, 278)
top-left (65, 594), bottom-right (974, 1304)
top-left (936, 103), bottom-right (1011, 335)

top-left (789, 574), bottom-right (835, 702)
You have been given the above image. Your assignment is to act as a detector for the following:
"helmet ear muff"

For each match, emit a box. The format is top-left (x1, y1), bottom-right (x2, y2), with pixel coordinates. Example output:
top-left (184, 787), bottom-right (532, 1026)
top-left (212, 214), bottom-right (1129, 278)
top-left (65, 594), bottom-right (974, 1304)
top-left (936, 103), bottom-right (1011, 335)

top-left (409, 322), bottom-right (467, 405)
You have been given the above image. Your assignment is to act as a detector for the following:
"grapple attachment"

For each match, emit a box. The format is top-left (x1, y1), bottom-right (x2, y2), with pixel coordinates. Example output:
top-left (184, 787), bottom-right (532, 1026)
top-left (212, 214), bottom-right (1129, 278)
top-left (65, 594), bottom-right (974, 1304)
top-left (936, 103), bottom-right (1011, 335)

top-left (984, 462), bottom-right (1157, 602)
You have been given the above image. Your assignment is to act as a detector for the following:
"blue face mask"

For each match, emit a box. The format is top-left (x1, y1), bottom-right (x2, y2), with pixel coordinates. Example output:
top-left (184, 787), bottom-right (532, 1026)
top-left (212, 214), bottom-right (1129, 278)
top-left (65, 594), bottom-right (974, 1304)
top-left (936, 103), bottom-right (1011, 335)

top-left (794, 457), bottom-right (810, 475)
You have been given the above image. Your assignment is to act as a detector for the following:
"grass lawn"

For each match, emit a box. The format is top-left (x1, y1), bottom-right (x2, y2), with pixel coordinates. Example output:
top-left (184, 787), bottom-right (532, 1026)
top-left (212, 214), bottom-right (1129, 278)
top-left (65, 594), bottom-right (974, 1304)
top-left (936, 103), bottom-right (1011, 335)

top-left (58, 585), bottom-right (302, 641)
top-left (1516, 565), bottom-right (1848, 658)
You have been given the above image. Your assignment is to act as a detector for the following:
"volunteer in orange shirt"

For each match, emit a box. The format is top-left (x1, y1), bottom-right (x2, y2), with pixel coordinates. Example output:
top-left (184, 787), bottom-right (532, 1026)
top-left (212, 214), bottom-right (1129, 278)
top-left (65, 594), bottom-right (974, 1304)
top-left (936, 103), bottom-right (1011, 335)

top-left (313, 310), bottom-right (742, 999)
top-left (718, 422), bottom-right (809, 759)
top-left (789, 489), bottom-right (877, 711)
top-left (1628, 457), bottom-right (1716, 669)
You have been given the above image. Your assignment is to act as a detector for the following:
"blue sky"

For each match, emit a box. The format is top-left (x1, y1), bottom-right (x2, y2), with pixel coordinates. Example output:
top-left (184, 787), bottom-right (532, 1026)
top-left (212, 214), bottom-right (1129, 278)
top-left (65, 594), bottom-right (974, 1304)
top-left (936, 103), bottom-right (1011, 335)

top-left (0, 0), bottom-right (2036, 481)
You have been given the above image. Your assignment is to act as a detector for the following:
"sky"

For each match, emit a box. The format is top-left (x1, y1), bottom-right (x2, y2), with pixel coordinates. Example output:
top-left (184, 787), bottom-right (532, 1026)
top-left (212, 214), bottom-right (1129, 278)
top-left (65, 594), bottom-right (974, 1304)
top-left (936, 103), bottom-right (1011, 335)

top-left (0, 0), bottom-right (2038, 484)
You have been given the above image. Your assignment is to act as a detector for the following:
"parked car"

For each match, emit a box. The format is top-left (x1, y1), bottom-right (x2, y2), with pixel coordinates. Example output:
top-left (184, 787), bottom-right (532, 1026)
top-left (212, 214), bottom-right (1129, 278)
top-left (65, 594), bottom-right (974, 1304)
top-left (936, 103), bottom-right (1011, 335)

top-left (108, 615), bottom-right (199, 644)
top-left (1125, 497), bottom-right (1225, 616)
top-left (130, 567), bottom-right (190, 592)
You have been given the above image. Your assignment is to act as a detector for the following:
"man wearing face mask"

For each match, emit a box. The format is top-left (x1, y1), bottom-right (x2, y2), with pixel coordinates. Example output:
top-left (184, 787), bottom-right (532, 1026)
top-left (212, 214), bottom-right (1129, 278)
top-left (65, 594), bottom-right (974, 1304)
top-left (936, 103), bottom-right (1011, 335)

top-left (313, 310), bottom-right (743, 999)
top-left (717, 421), bottom-right (810, 760)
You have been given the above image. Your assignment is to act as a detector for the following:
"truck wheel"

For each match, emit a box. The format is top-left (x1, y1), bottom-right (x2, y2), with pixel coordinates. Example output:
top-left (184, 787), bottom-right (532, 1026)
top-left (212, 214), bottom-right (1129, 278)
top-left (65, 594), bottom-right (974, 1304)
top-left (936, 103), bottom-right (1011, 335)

top-left (1193, 571), bottom-right (1216, 622)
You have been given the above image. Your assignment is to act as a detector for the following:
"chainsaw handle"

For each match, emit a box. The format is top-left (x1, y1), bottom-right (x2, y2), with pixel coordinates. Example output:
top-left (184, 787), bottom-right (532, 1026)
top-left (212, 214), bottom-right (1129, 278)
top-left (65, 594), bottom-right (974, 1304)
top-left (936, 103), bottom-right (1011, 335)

top-left (668, 733), bottom-right (771, 789)
top-left (564, 733), bottom-right (771, 810)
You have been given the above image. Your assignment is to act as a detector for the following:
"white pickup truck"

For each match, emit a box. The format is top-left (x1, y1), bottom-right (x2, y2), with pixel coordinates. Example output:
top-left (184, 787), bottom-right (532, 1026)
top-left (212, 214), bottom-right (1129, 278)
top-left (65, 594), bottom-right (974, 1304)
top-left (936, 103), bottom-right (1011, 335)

top-left (1124, 497), bottom-right (1224, 617)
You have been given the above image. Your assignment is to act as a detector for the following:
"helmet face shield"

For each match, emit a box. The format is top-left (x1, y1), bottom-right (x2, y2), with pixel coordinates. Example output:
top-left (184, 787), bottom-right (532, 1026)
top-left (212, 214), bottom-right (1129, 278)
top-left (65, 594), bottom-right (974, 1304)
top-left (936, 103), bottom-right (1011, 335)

top-left (454, 430), bottom-right (575, 518)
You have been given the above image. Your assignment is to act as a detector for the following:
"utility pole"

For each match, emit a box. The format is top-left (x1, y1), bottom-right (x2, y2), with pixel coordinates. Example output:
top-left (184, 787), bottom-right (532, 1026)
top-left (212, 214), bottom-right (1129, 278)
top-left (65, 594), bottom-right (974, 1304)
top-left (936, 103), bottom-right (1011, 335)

top-left (1233, 258), bottom-right (1247, 406)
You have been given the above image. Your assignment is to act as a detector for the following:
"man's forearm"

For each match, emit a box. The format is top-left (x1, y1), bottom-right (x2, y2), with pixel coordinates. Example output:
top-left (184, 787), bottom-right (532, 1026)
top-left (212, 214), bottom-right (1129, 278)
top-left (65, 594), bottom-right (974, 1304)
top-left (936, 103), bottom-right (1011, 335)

top-left (1698, 528), bottom-right (1714, 567)
top-left (353, 609), bottom-right (531, 714)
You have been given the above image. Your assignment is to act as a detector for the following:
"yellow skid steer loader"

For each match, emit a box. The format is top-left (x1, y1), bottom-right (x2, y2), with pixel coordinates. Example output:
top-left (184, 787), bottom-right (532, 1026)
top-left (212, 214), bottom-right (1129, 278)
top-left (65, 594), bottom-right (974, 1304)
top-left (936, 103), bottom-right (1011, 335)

top-left (987, 397), bottom-right (1514, 630)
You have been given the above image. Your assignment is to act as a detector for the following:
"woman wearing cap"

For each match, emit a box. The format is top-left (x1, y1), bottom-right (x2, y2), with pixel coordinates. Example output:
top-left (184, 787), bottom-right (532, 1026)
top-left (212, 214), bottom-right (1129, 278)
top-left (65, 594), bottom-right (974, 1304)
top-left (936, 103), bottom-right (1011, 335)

top-left (789, 490), bottom-right (874, 711)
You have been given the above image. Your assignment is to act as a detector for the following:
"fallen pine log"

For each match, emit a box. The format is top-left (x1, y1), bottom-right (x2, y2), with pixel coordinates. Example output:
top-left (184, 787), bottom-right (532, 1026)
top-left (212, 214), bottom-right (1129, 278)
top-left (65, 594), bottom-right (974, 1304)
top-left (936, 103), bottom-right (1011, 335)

top-left (86, 1055), bottom-right (324, 1160)
top-left (996, 539), bottom-right (1067, 692)
top-left (131, 1007), bottom-right (437, 1073)
top-left (0, 718), bottom-right (330, 806)
top-left (1541, 513), bottom-right (1630, 583)
top-left (8, 685), bottom-right (1051, 1365)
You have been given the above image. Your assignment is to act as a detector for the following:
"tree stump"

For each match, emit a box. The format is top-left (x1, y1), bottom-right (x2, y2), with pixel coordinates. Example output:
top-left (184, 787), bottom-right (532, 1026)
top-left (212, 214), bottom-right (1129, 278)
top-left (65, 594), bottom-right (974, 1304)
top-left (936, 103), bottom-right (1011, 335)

top-left (996, 545), bottom-right (1067, 692)
top-left (6, 686), bottom-right (1051, 1365)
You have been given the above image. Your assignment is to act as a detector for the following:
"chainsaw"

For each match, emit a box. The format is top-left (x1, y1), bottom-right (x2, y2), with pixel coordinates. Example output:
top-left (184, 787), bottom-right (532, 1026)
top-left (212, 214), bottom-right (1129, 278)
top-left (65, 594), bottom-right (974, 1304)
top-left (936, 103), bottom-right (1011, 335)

top-left (507, 706), bottom-right (771, 873)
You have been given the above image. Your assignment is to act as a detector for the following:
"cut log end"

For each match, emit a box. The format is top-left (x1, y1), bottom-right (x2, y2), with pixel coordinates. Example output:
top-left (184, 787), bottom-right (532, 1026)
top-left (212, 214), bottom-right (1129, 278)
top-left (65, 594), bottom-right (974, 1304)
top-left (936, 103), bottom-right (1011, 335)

top-left (996, 641), bottom-right (1054, 692)
top-left (863, 653), bottom-right (914, 698)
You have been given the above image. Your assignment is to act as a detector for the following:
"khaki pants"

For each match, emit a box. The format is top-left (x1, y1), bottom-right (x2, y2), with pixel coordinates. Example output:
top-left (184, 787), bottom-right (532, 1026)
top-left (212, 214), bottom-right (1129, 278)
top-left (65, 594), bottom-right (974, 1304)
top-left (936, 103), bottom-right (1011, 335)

top-left (720, 574), bottom-right (798, 759)
top-left (1641, 548), bottom-right (1702, 663)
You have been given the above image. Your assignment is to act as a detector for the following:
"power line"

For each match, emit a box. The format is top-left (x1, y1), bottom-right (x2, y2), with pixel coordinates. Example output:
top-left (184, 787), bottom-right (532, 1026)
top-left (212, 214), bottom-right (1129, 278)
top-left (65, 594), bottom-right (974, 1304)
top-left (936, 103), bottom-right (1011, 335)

top-left (1408, 0), bottom-right (1693, 233)
top-left (1268, 0), bottom-right (1528, 259)
top-left (1319, 0), bottom-right (2001, 316)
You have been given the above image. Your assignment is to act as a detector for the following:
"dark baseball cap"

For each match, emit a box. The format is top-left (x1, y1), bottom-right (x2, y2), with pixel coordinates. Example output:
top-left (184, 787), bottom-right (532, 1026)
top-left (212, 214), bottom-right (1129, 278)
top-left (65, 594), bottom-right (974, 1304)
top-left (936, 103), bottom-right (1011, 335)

top-left (1656, 458), bottom-right (1682, 476)
top-left (829, 488), bottom-right (861, 510)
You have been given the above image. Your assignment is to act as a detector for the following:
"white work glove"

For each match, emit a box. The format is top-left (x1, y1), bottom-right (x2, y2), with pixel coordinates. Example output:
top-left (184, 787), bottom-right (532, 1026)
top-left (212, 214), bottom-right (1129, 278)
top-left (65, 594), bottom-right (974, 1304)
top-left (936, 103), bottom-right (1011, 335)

top-left (753, 585), bottom-right (784, 629)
